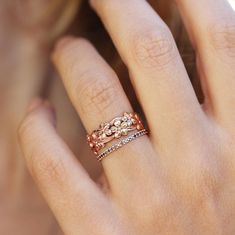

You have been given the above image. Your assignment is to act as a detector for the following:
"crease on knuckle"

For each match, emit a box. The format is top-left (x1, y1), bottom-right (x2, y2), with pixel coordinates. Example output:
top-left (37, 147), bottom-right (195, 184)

top-left (132, 28), bottom-right (176, 69)
top-left (30, 145), bottom-right (66, 186)
top-left (208, 19), bottom-right (235, 58)
top-left (76, 71), bottom-right (118, 114)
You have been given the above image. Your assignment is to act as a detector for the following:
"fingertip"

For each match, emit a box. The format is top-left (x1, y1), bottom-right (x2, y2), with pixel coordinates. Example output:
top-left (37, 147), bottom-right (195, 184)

top-left (55, 36), bottom-right (76, 51)
top-left (18, 100), bottom-right (57, 149)
top-left (51, 37), bottom-right (95, 82)
top-left (23, 99), bottom-right (57, 131)
top-left (52, 36), bottom-right (76, 61)
top-left (27, 98), bottom-right (55, 117)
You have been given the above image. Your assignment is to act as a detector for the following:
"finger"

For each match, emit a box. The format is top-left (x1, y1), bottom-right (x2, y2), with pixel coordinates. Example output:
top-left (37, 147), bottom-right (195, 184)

top-left (18, 101), bottom-right (117, 235)
top-left (52, 38), bottom-right (161, 199)
top-left (90, 0), bottom-right (205, 148)
top-left (176, 0), bottom-right (235, 127)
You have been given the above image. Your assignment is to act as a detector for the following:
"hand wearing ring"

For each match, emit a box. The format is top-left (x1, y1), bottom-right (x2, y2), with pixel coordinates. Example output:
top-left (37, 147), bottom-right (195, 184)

top-left (18, 0), bottom-right (235, 235)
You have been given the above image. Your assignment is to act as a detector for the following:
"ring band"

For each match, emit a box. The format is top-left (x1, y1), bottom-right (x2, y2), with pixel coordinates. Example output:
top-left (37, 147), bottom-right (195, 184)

top-left (87, 112), bottom-right (145, 155)
top-left (97, 129), bottom-right (148, 161)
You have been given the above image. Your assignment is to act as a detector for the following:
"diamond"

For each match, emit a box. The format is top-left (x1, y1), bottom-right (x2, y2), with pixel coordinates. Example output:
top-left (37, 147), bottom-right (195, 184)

top-left (114, 120), bottom-right (121, 127)
top-left (111, 126), bottom-right (118, 132)
top-left (105, 129), bottom-right (112, 136)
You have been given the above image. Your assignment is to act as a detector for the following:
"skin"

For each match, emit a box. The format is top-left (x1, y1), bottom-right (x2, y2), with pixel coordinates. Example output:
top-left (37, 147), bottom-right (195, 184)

top-left (0, 1), bottom-right (98, 234)
top-left (17, 0), bottom-right (235, 234)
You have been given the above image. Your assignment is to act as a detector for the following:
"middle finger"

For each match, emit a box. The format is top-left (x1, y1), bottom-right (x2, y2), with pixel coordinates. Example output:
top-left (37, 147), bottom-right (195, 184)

top-left (91, 0), bottom-right (205, 148)
top-left (53, 38), bottom-right (160, 199)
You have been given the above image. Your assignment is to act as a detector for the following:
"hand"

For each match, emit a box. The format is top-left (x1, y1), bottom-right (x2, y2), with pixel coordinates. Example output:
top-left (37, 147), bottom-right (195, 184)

top-left (19, 0), bottom-right (235, 234)
top-left (0, 2), bottom-right (95, 234)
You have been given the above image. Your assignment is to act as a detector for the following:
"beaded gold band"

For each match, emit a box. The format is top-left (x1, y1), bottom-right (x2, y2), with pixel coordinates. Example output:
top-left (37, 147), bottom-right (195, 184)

top-left (86, 112), bottom-right (145, 155)
top-left (97, 129), bottom-right (148, 161)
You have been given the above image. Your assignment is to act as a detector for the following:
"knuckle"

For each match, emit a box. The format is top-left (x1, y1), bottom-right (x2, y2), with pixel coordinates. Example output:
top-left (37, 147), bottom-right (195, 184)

top-left (76, 70), bottom-right (118, 114)
top-left (131, 28), bottom-right (176, 69)
top-left (208, 19), bottom-right (235, 58)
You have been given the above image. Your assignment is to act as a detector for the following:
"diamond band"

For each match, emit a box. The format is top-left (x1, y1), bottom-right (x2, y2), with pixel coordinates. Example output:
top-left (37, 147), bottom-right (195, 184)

top-left (97, 129), bottom-right (148, 161)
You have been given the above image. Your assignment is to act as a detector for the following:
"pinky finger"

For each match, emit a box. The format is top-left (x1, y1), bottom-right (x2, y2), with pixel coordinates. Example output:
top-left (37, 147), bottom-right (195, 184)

top-left (18, 100), bottom-right (117, 235)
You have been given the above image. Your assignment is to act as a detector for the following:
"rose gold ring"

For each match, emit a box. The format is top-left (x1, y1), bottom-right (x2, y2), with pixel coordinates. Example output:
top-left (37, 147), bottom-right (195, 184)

top-left (86, 112), bottom-right (145, 155)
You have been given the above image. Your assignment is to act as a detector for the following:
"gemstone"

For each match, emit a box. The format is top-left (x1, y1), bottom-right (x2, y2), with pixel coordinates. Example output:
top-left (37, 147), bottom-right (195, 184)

top-left (105, 129), bottom-right (112, 136)
top-left (121, 121), bottom-right (128, 128)
top-left (111, 126), bottom-right (118, 132)
top-left (127, 120), bottom-right (133, 126)
top-left (114, 131), bottom-right (121, 138)
top-left (121, 128), bottom-right (128, 135)
top-left (92, 133), bottom-right (97, 138)
top-left (131, 118), bottom-right (137, 124)
top-left (114, 120), bottom-right (121, 127)
top-left (122, 116), bottom-right (128, 121)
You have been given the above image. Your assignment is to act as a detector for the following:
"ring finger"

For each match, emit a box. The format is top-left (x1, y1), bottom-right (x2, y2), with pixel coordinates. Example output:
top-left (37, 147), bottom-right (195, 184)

top-left (52, 38), bottom-right (160, 198)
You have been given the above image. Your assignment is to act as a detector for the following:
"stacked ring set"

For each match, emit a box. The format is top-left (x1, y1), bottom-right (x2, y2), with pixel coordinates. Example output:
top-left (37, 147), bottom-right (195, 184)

top-left (86, 112), bottom-right (148, 161)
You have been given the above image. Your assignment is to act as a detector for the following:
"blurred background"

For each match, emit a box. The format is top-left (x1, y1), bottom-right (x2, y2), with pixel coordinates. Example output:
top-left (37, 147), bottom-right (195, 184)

top-left (0, 0), bottom-right (234, 235)
top-left (229, 0), bottom-right (235, 9)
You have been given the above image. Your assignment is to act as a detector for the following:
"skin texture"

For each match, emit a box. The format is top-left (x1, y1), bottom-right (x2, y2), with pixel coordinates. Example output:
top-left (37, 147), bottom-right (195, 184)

top-left (8, 0), bottom-right (235, 234)
top-left (0, 1), bottom-right (94, 235)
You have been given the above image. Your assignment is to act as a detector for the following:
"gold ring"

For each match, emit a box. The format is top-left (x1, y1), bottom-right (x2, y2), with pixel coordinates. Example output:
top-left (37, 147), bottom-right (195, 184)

top-left (86, 112), bottom-right (145, 156)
